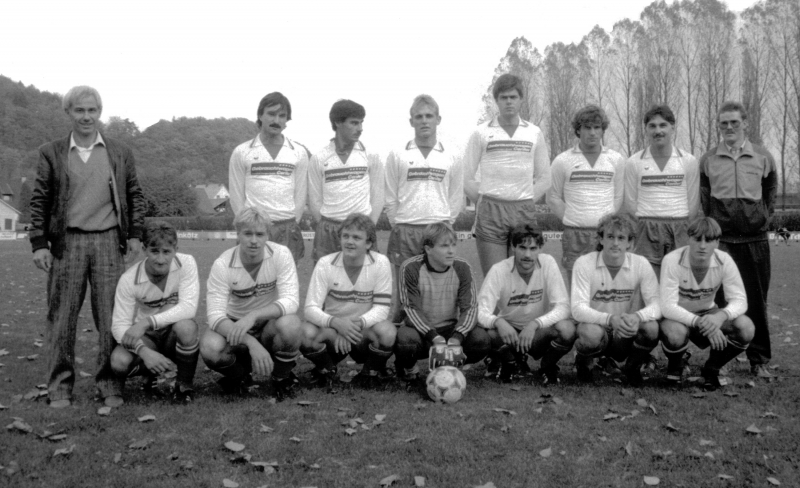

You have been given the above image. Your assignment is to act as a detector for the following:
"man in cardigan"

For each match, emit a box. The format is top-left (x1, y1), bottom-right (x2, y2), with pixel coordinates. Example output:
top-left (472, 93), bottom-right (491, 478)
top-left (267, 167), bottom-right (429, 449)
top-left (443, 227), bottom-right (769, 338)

top-left (29, 86), bottom-right (146, 408)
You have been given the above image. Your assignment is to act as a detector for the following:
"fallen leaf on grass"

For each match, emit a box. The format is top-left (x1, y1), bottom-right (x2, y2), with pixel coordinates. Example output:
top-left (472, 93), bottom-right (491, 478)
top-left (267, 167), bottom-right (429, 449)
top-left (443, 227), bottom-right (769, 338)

top-left (664, 423), bottom-right (679, 432)
top-left (6, 420), bottom-right (32, 433)
top-left (375, 414), bottom-right (387, 422)
top-left (761, 412), bottom-right (778, 418)
top-left (289, 436), bottom-right (301, 443)
top-left (643, 476), bottom-right (660, 486)
top-left (48, 434), bottom-right (67, 442)
top-left (746, 381), bottom-right (756, 388)
top-left (250, 460), bottom-right (278, 471)
top-left (78, 371), bottom-right (92, 378)
top-left (0, 349), bottom-right (8, 356)
top-left (692, 393), bottom-right (707, 399)
top-left (767, 477), bottom-right (781, 485)
top-left (180, 460), bottom-right (194, 470)
top-left (344, 428), bottom-right (356, 436)
top-left (705, 452), bottom-right (715, 460)
top-left (128, 438), bottom-right (153, 450)
top-left (533, 407), bottom-right (543, 414)
top-left (23, 390), bottom-right (39, 400)
top-left (97, 407), bottom-right (111, 416)
top-left (402, 436), bottom-right (417, 443)
top-left (259, 424), bottom-right (273, 433)
top-left (624, 441), bottom-right (634, 456)
top-left (414, 476), bottom-right (425, 487)
top-left (723, 391), bottom-right (739, 397)
top-left (552, 397), bottom-right (564, 405)
top-left (539, 447), bottom-right (552, 458)
top-left (379, 474), bottom-right (400, 486)
top-left (687, 448), bottom-right (703, 458)
top-left (296, 401), bottom-right (317, 406)
top-left (53, 444), bottom-right (75, 457)
top-left (636, 398), bottom-right (648, 407)
top-left (492, 408), bottom-right (517, 416)
top-left (597, 435), bottom-right (608, 442)
top-left (167, 452), bottom-right (179, 460)
top-left (718, 474), bottom-right (733, 480)
top-left (699, 439), bottom-right (715, 446)
top-left (361, 424), bottom-right (370, 431)
top-left (224, 441), bottom-right (245, 452)
top-left (510, 386), bottom-right (521, 392)
top-left (113, 453), bottom-right (121, 464)
top-left (222, 479), bottom-right (239, 488)
top-left (0, 404), bottom-right (8, 410)
top-left (309, 463), bottom-right (320, 469)
top-left (229, 453), bottom-right (251, 463)
top-left (474, 483), bottom-right (497, 488)
top-left (137, 415), bottom-right (156, 423)
top-left (652, 450), bottom-right (672, 459)
top-left (603, 413), bottom-right (620, 421)
top-left (26, 354), bottom-right (39, 361)
top-left (745, 424), bottom-right (762, 434)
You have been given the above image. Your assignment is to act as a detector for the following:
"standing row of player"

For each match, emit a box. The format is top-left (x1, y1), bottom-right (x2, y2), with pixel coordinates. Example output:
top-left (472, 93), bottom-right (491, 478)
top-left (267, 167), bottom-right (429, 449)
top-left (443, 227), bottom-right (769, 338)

top-left (30, 74), bottom-right (776, 409)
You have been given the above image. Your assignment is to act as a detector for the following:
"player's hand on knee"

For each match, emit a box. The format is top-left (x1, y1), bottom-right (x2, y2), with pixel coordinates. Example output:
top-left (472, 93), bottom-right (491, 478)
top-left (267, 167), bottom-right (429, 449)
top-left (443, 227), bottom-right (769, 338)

top-left (518, 323), bottom-right (538, 353)
top-left (708, 329), bottom-right (727, 351)
top-left (141, 349), bottom-right (175, 375)
top-left (33, 249), bottom-right (52, 272)
top-left (122, 320), bottom-right (149, 349)
top-left (497, 320), bottom-right (519, 347)
top-left (697, 315), bottom-right (722, 337)
top-left (249, 343), bottom-right (274, 376)
top-left (228, 317), bottom-right (256, 346)
top-left (331, 317), bottom-right (362, 344)
top-left (611, 315), bottom-right (636, 338)
top-left (334, 334), bottom-right (352, 355)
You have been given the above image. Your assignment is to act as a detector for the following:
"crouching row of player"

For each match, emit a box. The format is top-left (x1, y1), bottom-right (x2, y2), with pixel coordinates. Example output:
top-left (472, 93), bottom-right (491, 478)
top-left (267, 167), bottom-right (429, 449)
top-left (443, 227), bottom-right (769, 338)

top-left (108, 206), bottom-right (752, 406)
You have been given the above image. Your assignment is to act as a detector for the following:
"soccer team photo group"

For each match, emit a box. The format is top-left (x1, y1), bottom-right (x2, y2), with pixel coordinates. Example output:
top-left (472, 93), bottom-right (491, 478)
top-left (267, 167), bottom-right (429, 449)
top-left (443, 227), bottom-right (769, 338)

top-left (3, 72), bottom-right (798, 487)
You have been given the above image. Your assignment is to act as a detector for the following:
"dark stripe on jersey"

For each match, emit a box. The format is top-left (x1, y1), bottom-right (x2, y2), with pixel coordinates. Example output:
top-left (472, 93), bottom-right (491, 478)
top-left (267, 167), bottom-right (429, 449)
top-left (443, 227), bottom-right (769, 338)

top-left (325, 166), bottom-right (368, 182)
top-left (143, 291), bottom-right (179, 309)
top-left (407, 167), bottom-right (446, 182)
top-left (641, 174), bottom-right (684, 186)
top-left (507, 289), bottom-right (543, 306)
top-left (569, 171), bottom-right (614, 183)
top-left (592, 289), bottom-right (633, 303)
top-left (678, 286), bottom-right (716, 301)
top-left (328, 289), bottom-right (374, 303)
top-left (251, 162), bottom-right (295, 177)
top-left (232, 281), bottom-right (277, 298)
top-left (486, 140), bottom-right (533, 153)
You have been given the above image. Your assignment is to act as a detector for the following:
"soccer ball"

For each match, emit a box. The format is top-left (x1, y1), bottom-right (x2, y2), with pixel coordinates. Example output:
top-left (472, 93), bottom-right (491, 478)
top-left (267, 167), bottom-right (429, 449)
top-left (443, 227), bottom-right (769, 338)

top-left (426, 366), bottom-right (467, 404)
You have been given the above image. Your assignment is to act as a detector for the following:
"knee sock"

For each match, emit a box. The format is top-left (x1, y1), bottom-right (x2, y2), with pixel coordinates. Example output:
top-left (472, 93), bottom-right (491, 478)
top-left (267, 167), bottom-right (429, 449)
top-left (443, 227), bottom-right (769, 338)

top-left (272, 351), bottom-right (299, 380)
top-left (662, 343), bottom-right (689, 371)
top-left (214, 353), bottom-right (248, 381)
top-left (625, 341), bottom-right (654, 371)
top-left (304, 345), bottom-right (336, 372)
top-left (175, 340), bottom-right (199, 388)
top-left (540, 340), bottom-right (572, 372)
top-left (363, 344), bottom-right (393, 374)
top-left (704, 339), bottom-right (747, 375)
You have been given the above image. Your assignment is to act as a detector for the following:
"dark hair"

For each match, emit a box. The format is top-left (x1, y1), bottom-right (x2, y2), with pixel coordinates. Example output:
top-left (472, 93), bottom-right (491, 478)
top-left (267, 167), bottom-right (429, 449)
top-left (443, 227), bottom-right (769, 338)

top-left (718, 101), bottom-right (748, 121)
top-left (595, 213), bottom-right (637, 250)
top-left (643, 104), bottom-right (676, 126)
top-left (256, 92), bottom-right (292, 127)
top-left (329, 99), bottom-right (366, 131)
top-left (510, 223), bottom-right (544, 248)
top-left (339, 213), bottom-right (377, 247)
top-left (422, 222), bottom-right (457, 253)
top-left (142, 220), bottom-right (178, 248)
top-left (687, 216), bottom-right (722, 241)
top-left (492, 73), bottom-right (525, 100)
top-left (572, 105), bottom-right (609, 137)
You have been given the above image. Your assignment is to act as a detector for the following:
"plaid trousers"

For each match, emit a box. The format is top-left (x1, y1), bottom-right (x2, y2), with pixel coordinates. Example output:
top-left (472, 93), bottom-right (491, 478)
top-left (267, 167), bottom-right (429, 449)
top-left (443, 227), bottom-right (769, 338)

top-left (46, 229), bottom-right (124, 401)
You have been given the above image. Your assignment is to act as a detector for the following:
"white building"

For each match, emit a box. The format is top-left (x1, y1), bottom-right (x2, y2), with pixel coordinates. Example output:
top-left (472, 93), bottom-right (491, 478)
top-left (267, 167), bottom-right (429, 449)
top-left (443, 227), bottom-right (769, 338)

top-left (0, 200), bottom-right (20, 232)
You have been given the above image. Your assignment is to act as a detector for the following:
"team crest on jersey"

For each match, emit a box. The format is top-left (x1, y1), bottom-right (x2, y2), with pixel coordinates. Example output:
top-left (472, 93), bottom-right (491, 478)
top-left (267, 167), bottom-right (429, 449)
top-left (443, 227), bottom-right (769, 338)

top-left (569, 171), bottom-right (613, 183)
top-left (678, 286), bottom-right (716, 301)
top-left (325, 167), bottom-right (368, 182)
top-left (486, 141), bottom-right (533, 153)
top-left (232, 281), bottom-right (277, 298)
top-left (507, 289), bottom-right (543, 306)
top-left (143, 292), bottom-right (179, 309)
top-left (642, 175), bottom-right (684, 186)
top-left (328, 289), bottom-right (374, 303)
top-left (592, 289), bottom-right (633, 303)
top-left (251, 162), bottom-right (294, 177)
top-left (407, 167), bottom-right (446, 182)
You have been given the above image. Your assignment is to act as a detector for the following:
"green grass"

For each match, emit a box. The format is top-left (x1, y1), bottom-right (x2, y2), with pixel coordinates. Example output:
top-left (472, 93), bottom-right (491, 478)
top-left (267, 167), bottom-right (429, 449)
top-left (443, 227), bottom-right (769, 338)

top-left (1, 235), bottom-right (799, 487)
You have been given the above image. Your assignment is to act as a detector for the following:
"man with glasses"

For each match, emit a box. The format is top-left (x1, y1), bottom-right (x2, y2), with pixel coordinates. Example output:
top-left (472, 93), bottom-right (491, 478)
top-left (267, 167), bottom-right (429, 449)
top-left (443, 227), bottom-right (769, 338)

top-left (699, 101), bottom-right (777, 380)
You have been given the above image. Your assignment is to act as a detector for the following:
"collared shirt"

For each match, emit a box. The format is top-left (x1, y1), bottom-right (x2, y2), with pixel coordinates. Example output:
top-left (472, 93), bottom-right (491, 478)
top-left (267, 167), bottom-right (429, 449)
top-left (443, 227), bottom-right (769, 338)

top-left (463, 116), bottom-right (551, 202)
top-left (206, 243), bottom-right (299, 330)
top-left (228, 134), bottom-right (310, 222)
top-left (660, 246), bottom-right (747, 326)
top-left (69, 132), bottom-right (105, 163)
top-left (478, 254), bottom-right (570, 330)
top-left (111, 253), bottom-right (200, 342)
top-left (547, 144), bottom-right (625, 228)
top-left (571, 251), bottom-right (661, 326)
top-left (384, 139), bottom-right (463, 225)
top-left (624, 146), bottom-right (699, 219)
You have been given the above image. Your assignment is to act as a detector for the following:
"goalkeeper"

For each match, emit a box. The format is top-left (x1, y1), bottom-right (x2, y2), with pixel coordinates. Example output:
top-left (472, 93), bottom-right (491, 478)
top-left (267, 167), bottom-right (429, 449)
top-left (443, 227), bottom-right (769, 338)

top-left (394, 223), bottom-right (490, 380)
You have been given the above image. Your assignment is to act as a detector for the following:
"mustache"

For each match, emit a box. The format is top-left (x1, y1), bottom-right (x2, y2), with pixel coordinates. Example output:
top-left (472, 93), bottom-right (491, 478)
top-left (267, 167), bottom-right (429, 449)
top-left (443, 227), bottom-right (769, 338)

top-left (269, 124), bottom-right (282, 128)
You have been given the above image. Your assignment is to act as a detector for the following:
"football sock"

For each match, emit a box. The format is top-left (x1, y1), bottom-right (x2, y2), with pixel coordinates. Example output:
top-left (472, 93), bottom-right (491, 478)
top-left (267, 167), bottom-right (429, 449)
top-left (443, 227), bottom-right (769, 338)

top-left (175, 340), bottom-right (199, 386)
top-left (363, 344), bottom-right (392, 374)
top-left (704, 339), bottom-right (747, 375)
top-left (497, 344), bottom-right (516, 364)
top-left (303, 344), bottom-right (335, 370)
top-left (214, 354), bottom-right (248, 381)
top-left (625, 341), bottom-right (654, 371)
top-left (662, 343), bottom-right (689, 371)
top-left (272, 351), bottom-right (299, 380)
top-left (607, 336), bottom-right (635, 363)
top-left (540, 340), bottom-right (572, 371)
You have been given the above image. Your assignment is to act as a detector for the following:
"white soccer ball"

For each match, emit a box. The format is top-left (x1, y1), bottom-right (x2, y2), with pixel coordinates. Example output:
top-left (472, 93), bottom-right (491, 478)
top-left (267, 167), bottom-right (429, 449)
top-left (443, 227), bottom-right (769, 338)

top-left (426, 366), bottom-right (467, 404)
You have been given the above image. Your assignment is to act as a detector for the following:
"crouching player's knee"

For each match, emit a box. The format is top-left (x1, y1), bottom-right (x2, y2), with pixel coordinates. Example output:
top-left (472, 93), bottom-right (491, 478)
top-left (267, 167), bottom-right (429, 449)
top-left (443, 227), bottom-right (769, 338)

top-left (462, 327), bottom-right (491, 364)
top-left (365, 320), bottom-right (397, 349)
top-left (110, 346), bottom-right (135, 375)
top-left (637, 320), bottom-right (660, 347)
top-left (200, 330), bottom-right (228, 365)
top-left (273, 314), bottom-right (303, 349)
top-left (575, 323), bottom-right (607, 356)
top-left (553, 319), bottom-right (577, 345)
top-left (173, 319), bottom-right (198, 345)
top-left (730, 315), bottom-right (755, 345)
top-left (659, 319), bottom-right (690, 350)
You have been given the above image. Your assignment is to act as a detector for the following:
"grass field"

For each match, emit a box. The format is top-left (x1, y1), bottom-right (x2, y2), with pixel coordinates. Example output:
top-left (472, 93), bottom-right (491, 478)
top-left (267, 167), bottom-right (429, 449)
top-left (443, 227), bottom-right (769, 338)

top-left (1, 234), bottom-right (799, 488)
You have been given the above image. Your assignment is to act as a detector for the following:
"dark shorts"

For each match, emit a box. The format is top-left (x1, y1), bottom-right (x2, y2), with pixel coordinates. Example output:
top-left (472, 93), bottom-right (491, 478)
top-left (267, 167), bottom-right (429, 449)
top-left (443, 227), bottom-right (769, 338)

top-left (474, 196), bottom-right (537, 245)
top-left (270, 218), bottom-right (305, 262)
top-left (386, 223), bottom-right (429, 266)
top-left (313, 216), bottom-right (342, 261)
top-left (562, 227), bottom-right (597, 272)
top-left (634, 217), bottom-right (689, 266)
top-left (139, 325), bottom-right (178, 360)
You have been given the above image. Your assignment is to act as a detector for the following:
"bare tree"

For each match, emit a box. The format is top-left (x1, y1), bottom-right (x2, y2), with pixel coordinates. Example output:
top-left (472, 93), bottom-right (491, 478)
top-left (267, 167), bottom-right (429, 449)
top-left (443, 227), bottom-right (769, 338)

top-left (607, 19), bottom-right (645, 156)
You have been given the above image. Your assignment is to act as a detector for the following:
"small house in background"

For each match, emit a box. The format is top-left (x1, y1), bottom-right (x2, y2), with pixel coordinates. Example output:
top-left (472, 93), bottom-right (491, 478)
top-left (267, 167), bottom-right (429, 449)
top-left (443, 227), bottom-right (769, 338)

top-left (0, 199), bottom-right (20, 231)
top-left (195, 183), bottom-right (229, 201)
top-left (0, 181), bottom-right (13, 204)
top-left (194, 187), bottom-right (228, 215)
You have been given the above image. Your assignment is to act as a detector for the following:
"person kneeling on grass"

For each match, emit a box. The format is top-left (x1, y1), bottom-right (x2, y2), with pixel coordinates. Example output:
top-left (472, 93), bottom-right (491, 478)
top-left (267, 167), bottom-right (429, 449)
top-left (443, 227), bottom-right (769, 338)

top-left (301, 213), bottom-right (396, 390)
top-left (659, 216), bottom-right (754, 391)
top-left (477, 223), bottom-right (575, 384)
top-left (572, 213), bottom-right (661, 386)
top-left (394, 223), bottom-right (490, 382)
top-left (200, 207), bottom-right (303, 401)
top-left (110, 221), bottom-right (200, 405)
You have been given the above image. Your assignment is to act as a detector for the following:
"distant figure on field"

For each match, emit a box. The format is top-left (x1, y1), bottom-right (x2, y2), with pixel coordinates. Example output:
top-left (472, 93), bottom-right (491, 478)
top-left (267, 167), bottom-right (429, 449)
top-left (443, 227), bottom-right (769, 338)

top-left (775, 227), bottom-right (790, 246)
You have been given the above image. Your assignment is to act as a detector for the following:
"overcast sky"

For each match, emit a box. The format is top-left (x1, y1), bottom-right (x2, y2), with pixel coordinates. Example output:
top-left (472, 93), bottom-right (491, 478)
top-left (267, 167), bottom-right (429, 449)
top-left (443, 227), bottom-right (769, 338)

top-left (2, 0), bottom-right (758, 155)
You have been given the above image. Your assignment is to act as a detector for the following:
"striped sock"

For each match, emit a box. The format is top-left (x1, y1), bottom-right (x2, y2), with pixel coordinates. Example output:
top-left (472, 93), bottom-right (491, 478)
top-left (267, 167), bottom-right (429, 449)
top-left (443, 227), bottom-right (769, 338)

top-left (273, 351), bottom-right (300, 380)
top-left (175, 340), bottom-right (199, 387)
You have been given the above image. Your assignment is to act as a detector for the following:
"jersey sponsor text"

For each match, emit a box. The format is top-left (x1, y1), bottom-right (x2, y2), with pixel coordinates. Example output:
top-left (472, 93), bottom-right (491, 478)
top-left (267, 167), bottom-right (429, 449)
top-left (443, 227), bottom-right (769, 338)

top-left (507, 289), bottom-right (543, 306)
top-left (569, 170), bottom-right (614, 183)
top-left (592, 289), bottom-right (634, 303)
top-left (250, 162), bottom-right (295, 177)
top-left (406, 167), bottom-right (446, 182)
top-left (324, 166), bottom-right (368, 182)
top-left (231, 281), bottom-right (277, 298)
top-left (486, 141), bottom-right (533, 153)
top-left (641, 174), bottom-right (684, 186)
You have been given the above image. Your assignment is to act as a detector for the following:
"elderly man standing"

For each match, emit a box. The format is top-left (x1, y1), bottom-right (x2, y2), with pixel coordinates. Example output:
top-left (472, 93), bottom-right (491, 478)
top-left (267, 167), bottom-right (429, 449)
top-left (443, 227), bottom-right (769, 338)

top-left (699, 101), bottom-right (777, 380)
top-left (29, 86), bottom-right (146, 408)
